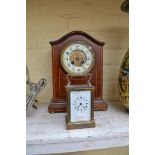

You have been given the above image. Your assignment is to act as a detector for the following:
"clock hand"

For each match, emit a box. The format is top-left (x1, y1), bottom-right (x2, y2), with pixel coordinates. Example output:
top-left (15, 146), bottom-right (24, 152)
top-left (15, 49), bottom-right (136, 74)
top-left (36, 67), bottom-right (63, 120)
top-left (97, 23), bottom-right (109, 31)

top-left (76, 57), bottom-right (80, 61)
top-left (77, 105), bottom-right (79, 111)
top-left (84, 105), bottom-right (88, 110)
top-left (79, 103), bottom-right (85, 111)
top-left (78, 103), bottom-right (83, 112)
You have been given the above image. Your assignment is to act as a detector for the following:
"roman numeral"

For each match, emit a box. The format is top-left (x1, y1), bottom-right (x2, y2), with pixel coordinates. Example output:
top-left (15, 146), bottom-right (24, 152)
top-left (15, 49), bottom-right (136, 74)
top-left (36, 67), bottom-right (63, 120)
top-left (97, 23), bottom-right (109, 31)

top-left (67, 63), bottom-right (70, 67)
top-left (66, 51), bottom-right (69, 55)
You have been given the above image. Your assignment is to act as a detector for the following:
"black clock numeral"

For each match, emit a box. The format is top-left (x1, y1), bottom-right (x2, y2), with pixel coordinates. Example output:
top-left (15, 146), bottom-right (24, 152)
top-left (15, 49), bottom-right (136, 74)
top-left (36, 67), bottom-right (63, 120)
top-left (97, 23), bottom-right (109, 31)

top-left (66, 51), bottom-right (69, 55)
top-left (77, 105), bottom-right (79, 111)
top-left (80, 96), bottom-right (82, 99)
top-left (67, 63), bottom-right (70, 67)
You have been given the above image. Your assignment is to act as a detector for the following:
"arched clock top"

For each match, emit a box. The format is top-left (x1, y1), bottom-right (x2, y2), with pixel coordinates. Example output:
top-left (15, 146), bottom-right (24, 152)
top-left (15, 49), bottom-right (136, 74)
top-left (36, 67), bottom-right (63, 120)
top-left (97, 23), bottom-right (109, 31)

top-left (49, 31), bottom-right (105, 46)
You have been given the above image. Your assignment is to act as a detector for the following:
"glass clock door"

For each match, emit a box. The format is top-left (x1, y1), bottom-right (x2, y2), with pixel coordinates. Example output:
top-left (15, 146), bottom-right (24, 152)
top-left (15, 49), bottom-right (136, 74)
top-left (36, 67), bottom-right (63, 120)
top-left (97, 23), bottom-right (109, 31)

top-left (70, 90), bottom-right (91, 122)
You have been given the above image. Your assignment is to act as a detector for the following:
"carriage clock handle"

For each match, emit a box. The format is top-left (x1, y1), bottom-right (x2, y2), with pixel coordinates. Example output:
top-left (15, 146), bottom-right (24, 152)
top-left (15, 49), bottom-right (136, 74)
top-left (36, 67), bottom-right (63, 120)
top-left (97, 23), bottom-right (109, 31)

top-left (66, 73), bottom-right (92, 86)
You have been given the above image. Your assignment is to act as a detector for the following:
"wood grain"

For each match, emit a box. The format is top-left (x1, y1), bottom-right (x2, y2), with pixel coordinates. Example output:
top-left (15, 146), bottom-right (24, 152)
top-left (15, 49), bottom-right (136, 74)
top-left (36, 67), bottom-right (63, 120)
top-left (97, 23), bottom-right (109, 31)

top-left (48, 31), bottom-right (108, 112)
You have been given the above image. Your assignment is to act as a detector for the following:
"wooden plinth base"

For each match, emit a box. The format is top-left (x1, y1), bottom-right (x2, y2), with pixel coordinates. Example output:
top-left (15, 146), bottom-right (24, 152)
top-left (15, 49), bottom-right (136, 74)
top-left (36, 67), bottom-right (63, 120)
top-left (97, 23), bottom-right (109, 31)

top-left (48, 99), bottom-right (108, 113)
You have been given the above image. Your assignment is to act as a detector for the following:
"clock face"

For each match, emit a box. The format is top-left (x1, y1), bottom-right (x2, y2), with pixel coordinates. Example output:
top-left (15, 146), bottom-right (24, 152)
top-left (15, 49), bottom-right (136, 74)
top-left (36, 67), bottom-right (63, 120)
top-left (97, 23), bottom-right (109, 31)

top-left (70, 90), bottom-right (91, 122)
top-left (61, 42), bottom-right (95, 76)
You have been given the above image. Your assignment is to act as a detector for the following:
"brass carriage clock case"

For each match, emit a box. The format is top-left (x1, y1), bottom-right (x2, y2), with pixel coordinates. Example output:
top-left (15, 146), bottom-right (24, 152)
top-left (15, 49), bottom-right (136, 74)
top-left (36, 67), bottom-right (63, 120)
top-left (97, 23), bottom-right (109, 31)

top-left (65, 74), bottom-right (95, 130)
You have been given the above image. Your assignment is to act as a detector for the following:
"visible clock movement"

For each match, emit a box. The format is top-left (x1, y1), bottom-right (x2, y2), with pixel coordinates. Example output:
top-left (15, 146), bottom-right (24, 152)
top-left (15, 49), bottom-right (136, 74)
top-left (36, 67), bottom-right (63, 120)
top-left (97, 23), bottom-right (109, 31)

top-left (48, 31), bottom-right (108, 113)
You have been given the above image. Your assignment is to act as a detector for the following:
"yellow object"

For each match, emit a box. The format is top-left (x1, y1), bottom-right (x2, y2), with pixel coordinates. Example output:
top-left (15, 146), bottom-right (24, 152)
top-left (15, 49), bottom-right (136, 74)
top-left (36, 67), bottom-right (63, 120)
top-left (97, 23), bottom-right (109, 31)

top-left (118, 49), bottom-right (129, 109)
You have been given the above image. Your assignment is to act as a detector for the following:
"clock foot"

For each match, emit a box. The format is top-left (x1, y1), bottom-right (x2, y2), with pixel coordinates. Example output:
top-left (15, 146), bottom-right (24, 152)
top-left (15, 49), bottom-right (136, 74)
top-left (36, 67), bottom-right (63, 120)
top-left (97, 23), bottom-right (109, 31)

top-left (48, 102), bottom-right (66, 113)
top-left (94, 100), bottom-right (108, 111)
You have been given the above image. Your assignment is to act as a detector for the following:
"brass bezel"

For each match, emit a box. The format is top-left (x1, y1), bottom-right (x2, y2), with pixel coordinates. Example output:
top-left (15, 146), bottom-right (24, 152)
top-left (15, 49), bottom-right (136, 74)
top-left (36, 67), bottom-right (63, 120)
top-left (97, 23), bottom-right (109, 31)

top-left (65, 84), bottom-right (95, 130)
top-left (61, 41), bottom-right (95, 76)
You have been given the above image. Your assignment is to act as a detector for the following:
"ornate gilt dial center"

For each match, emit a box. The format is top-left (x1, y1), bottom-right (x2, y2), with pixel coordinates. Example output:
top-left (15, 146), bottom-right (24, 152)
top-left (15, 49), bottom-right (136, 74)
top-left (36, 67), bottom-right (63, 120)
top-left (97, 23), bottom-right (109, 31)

top-left (70, 50), bottom-right (86, 67)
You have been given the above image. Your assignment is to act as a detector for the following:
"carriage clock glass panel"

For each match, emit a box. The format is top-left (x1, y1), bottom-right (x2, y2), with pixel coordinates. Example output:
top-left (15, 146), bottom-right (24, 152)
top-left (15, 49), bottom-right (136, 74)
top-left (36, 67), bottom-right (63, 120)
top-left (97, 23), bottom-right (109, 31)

top-left (61, 42), bottom-right (95, 76)
top-left (70, 90), bottom-right (91, 122)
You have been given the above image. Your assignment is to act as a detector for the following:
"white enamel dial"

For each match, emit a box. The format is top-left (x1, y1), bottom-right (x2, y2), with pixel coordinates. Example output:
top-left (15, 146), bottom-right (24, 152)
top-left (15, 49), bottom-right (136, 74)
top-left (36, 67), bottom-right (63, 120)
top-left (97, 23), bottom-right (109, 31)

top-left (70, 91), bottom-right (91, 122)
top-left (61, 42), bottom-right (95, 76)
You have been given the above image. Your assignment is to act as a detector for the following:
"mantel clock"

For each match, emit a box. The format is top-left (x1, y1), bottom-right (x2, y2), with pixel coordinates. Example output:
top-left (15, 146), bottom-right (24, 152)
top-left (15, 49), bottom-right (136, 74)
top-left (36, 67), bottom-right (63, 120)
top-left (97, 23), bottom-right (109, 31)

top-left (48, 31), bottom-right (108, 113)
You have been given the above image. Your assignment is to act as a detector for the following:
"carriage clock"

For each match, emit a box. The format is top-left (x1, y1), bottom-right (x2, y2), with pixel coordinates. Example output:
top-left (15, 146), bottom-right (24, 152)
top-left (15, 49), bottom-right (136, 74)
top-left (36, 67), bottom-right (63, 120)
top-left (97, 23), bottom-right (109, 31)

top-left (65, 74), bottom-right (95, 130)
top-left (48, 31), bottom-right (108, 113)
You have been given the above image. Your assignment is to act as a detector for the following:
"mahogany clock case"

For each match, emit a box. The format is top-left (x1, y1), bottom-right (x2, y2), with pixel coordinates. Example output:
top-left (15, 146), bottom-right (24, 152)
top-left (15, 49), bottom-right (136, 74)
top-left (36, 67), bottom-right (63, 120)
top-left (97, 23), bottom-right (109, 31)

top-left (48, 31), bottom-right (108, 113)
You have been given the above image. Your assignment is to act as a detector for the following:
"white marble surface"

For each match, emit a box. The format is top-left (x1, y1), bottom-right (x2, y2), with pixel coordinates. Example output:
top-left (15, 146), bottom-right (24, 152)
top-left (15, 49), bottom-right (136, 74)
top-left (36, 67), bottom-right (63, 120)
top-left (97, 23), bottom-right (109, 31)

top-left (26, 101), bottom-right (129, 155)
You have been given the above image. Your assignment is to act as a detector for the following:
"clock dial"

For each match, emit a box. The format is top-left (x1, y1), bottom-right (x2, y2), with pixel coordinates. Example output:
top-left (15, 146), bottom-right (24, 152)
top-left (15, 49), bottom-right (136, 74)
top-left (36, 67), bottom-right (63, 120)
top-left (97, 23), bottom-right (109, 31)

top-left (70, 91), bottom-right (91, 122)
top-left (61, 42), bottom-right (95, 76)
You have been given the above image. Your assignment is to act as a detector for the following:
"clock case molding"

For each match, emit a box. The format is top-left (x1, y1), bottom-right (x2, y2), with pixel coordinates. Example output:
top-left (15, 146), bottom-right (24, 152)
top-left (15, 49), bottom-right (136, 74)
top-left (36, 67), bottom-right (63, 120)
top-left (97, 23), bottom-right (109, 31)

top-left (48, 31), bottom-right (108, 113)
